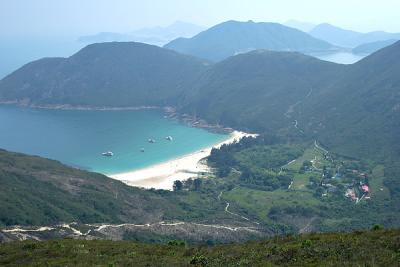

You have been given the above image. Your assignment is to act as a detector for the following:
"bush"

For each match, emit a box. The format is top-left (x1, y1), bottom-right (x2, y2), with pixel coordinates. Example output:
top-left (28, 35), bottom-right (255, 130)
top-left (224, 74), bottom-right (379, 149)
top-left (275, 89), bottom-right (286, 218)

top-left (301, 239), bottom-right (313, 248)
top-left (190, 254), bottom-right (208, 266)
top-left (372, 224), bottom-right (384, 231)
top-left (167, 240), bottom-right (186, 246)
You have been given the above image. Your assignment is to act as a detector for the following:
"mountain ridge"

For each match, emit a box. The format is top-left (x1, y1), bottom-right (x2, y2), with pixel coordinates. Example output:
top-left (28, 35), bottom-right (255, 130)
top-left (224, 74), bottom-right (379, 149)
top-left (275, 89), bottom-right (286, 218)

top-left (78, 21), bottom-right (205, 46)
top-left (164, 20), bottom-right (337, 61)
top-left (310, 23), bottom-right (400, 48)
top-left (0, 42), bottom-right (208, 107)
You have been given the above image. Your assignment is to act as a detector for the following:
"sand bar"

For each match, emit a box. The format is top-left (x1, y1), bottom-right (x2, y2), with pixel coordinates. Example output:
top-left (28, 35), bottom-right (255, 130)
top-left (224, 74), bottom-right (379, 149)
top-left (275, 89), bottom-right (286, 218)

top-left (110, 131), bottom-right (257, 190)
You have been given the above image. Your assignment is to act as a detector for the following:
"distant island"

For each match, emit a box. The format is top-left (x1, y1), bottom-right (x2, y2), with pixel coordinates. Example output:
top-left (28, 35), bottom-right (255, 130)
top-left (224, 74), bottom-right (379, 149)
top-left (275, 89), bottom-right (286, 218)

top-left (78, 21), bottom-right (205, 46)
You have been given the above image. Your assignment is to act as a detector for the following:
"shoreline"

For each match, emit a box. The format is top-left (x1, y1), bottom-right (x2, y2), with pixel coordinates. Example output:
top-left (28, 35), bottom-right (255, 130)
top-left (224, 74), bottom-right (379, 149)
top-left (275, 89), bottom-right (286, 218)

top-left (0, 102), bottom-right (254, 189)
top-left (0, 102), bottom-right (233, 134)
top-left (0, 101), bottom-right (162, 111)
top-left (110, 131), bottom-right (257, 190)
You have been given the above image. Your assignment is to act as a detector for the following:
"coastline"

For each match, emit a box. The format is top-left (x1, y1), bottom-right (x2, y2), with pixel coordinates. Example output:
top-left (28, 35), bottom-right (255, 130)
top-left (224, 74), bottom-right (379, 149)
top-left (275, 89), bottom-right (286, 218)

top-left (0, 101), bottom-right (161, 111)
top-left (0, 102), bottom-right (232, 133)
top-left (0, 102), bottom-right (254, 189)
top-left (110, 131), bottom-right (257, 190)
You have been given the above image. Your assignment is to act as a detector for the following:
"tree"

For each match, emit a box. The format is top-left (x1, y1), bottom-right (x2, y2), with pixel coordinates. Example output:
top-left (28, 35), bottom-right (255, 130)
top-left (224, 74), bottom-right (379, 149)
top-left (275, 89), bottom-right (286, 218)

top-left (372, 224), bottom-right (384, 231)
top-left (193, 178), bottom-right (202, 191)
top-left (301, 160), bottom-right (312, 172)
top-left (217, 166), bottom-right (231, 177)
top-left (173, 180), bottom-right (183, 191)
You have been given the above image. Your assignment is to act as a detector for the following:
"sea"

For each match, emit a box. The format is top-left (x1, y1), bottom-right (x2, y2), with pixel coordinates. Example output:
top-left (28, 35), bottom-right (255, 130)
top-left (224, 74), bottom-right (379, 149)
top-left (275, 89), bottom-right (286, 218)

top-left (0, 106), bottom-right (228, 175)
top-left (311, 51), bottom-right (366, 64)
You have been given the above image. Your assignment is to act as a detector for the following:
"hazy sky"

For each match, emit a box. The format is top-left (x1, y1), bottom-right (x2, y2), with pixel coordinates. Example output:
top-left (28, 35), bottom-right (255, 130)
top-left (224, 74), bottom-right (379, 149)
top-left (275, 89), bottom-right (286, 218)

top-left (1, 0), bottom-right (400, 38)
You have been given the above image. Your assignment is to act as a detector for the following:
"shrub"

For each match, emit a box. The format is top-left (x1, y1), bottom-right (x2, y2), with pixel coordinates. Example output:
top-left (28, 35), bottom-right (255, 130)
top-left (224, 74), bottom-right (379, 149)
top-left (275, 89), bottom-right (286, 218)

top-left (190, 254), bottom-right (208, 266)
top-left (167, 240), bottom-right (186, 246)
top-left (372, 224), bottom-right (384, 231)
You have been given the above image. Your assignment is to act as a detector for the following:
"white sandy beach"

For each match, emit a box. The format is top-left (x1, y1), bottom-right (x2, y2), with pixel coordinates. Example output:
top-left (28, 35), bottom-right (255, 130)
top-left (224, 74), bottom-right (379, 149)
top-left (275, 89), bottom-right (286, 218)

top-left (110, 131), bottom-right (257, 190)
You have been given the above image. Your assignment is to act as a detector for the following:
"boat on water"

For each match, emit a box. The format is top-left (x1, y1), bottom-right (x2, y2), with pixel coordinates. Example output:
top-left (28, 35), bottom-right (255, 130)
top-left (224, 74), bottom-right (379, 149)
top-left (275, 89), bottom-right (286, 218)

top-left (102, 151), bottom-right (114, 157)
top-left (140, 148), bottom-right (145, 152)
top-left (148, 138), bottom-right (156, 143)
top-left (165, 136), bottom-right (173, 141)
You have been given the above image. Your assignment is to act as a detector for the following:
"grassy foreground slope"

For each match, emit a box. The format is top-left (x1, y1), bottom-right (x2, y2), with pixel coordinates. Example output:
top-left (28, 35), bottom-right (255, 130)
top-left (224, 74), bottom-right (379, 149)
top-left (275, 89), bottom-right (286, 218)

top-left (0, 149), bottom-right (183, 226)
top-left (0, 229), bottom-right (398, 266)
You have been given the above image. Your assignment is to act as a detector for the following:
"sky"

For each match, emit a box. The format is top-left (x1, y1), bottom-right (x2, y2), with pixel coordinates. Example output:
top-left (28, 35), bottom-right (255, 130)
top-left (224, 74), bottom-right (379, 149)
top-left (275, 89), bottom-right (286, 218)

top-left (1, 0), bottom-right (400, 38)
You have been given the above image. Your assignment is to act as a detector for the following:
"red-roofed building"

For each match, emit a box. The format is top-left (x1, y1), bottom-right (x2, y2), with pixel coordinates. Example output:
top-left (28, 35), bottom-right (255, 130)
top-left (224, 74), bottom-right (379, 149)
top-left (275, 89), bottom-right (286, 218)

top-left (361, 184), bottom-right (370, 193)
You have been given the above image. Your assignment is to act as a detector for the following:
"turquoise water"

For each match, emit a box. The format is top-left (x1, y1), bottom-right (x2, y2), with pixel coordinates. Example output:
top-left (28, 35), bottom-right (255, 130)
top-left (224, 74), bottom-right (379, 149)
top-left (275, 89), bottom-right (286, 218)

top-left (0, 106), bottom-right (228, 174)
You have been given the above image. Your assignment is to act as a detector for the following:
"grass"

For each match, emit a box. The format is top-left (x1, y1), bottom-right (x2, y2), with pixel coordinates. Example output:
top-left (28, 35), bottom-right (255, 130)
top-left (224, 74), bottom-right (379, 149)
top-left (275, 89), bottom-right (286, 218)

top-left (284, 145), bottom-right (326, 191)
top-left (223, 187), bottom-right (321, 222)
top-left (0, 229), bottom-right (398, 266)
top-left (370, 165), bottom-right (391, 200)
top-left (291, 172), bottom-right (314, 190)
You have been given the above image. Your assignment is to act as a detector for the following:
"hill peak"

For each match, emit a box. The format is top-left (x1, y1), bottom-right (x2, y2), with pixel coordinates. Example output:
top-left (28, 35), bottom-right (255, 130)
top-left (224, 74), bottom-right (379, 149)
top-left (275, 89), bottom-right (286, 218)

top-left (164, 20), bottom-right (335, 61)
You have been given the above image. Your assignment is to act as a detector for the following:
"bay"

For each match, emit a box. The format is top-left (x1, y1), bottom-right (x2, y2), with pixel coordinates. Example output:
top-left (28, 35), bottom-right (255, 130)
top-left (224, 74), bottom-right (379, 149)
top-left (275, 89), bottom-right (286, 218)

top-left (0, 106), bottom-right (228, 175)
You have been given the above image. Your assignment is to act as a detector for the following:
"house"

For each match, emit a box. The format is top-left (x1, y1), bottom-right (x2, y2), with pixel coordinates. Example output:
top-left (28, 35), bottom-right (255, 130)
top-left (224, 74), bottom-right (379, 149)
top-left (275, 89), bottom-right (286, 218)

top-left (345, 189), bottom-right (357, 201)
top-left (361, 184), bottom-right (370, 193)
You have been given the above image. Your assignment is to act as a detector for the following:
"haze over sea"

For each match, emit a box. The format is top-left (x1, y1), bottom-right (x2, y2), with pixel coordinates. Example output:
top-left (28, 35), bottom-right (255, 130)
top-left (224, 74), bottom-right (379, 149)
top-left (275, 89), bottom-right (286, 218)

top-left (0, 105), bottom-right (227, 174)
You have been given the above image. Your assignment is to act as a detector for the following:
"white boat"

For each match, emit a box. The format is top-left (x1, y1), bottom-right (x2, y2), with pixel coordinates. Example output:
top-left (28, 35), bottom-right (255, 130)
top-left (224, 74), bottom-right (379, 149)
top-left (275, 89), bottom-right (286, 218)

top-left (165, 136), bottom-right (173, 141)
top-left (102, 151), bottom-right (114, 157)
top-left (148, 138), bottom-right (156, 143)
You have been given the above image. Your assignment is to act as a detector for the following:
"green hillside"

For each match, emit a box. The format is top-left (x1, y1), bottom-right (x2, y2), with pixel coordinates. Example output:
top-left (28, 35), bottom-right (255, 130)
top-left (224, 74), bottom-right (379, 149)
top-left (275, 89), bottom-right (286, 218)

top-left (2, 141), bottom-right (400, 241)
top-left (0, 149), bottom-right (184, 226)
top-left (164, 20), bottom-right (336, 61)
top-left (0, 42), bottom-right (207, 107)
top-left (180, 41), bottom-right (400, 162)
top-left (298, 41), bottom-right (400, 161)
top-left (179, 50), bottom-right (342, 133)
top-left (0, 229), bottom-right (398, 266)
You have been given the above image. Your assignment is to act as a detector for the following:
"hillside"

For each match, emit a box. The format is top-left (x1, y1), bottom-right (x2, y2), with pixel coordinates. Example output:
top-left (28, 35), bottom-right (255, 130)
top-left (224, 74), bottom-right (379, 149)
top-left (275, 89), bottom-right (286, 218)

top-left (178, 41), bottom-right (400, 162)
top-left (179, 50), bottom-right (342, 133)
top-left (0, 149), bottom-right (182, 226)
top-left (310, 23), bottom-right (400, 48)
top-left (2, 139), bottom-right (400, 242)
top-left (0, 229), bottom-right (398, 266)
top-left (164, 20), bottom-right (336, 61)
top-left (0, 149), bottom-right (272, 243)
top-left (0, 42), bottom-right (207, 107)
top-left (353, 39), bottom-right (398, 54)
top-left (298, 41), bottom-right (400, 161)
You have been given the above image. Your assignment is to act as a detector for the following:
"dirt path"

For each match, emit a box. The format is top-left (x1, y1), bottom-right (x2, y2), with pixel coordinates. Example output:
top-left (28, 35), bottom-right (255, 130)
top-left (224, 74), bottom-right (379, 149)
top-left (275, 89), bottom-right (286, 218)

top-left (218, 191), bottom-right (260, 225)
